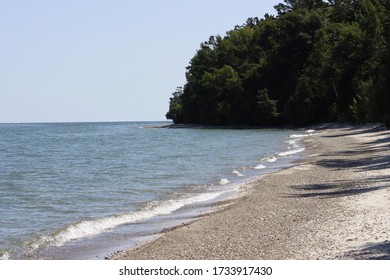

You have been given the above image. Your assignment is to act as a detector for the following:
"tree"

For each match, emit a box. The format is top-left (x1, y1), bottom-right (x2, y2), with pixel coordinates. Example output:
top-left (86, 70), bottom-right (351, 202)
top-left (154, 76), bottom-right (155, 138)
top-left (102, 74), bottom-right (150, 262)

top-left (275, 0), bottom-right (328, 15)
top-left (198, 65), bottom-right (243, 125)
top-left (166, 0), bottom-right (390, 127)
top-left (255, 89), bottom-right (279, 124)
top-left (165, 87), bottom-right (184, 123)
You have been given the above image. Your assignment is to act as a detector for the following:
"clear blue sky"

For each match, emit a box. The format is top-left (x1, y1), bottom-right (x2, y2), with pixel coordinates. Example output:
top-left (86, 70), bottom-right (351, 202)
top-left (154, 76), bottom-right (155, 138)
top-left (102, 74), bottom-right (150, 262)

top-left (0, 0), bottom-right (278, 123)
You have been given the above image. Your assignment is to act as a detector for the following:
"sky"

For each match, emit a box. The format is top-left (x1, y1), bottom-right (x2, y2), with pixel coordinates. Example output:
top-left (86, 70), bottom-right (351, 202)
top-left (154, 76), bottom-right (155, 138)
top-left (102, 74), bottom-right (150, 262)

top-left (0, 0), bottom-right (278, 123)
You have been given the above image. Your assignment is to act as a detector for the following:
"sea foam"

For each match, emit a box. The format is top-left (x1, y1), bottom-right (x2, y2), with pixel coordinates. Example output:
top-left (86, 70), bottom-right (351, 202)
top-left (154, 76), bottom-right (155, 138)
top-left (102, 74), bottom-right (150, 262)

top-left (219, 179), bottom-right (230, 185)
top-left (290, 129), bottom-right (316, 139)
top-left (289, 134), bottom-right (309, 139)
top-left (264, 156), bottom-right (277, 163)
top-left (278, 148), bottom-right (305, 157)
top-left (29, 191), bottom-right (223, 249)
top-left (254, 164), bottom-right (266, 170)
top-left (232, 170), bottom-right (244, 177)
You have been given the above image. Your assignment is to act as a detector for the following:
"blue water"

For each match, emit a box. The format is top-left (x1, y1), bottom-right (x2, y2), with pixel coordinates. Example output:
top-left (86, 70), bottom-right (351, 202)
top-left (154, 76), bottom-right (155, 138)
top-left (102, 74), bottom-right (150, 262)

top-left (0, 122), bottom-right (309, 259)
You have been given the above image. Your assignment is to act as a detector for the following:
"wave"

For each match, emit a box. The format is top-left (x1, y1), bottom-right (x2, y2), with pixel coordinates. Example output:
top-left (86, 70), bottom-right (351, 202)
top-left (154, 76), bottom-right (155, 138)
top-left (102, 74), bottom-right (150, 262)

top-left (263, 156), bottom-right (277, 163)
top-left (286, 139), bottom-right (297, 146)
top-left (27, 191), bottom-right (224, 250)
top-left (289, 133), bottom-right (309, 139)
top-left (278, 148), bottom-right (305, 157)
top-left (219, 178), bottom-right (230, 185)
top-left (232, 170), bottom-right (244, 177)
top-left (254, 164), bottom-right (266, 170)
top-left (256, 130), bottom-right (309, 168)
top-left (290, 129), bottom-right (316, 139)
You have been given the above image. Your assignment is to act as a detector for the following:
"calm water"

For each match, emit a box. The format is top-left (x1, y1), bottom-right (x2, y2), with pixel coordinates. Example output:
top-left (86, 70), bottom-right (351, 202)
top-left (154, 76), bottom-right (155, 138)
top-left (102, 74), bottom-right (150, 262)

top-left (0, 121), bottom-right (310, 259)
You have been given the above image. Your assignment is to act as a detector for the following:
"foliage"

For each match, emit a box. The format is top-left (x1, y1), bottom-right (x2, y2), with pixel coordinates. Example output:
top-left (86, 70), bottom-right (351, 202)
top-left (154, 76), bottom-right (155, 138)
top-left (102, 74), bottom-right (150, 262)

top-left (166, 0), bottom-right (390, 127)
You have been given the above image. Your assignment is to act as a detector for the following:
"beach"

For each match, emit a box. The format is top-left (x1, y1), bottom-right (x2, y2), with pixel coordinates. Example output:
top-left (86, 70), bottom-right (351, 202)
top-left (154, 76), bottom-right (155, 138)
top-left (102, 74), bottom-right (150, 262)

top-left (110, 125), bottom-right (390, 260)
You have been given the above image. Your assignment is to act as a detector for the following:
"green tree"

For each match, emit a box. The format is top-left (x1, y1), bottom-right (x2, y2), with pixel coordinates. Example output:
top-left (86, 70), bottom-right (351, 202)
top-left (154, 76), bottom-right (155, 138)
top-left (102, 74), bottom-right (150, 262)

top-left (166, 0), bottom-right (390, 127)
top-left (255, 88), bottom-right (279, 124)
top-left (198, 65), bottom-right (243, 124)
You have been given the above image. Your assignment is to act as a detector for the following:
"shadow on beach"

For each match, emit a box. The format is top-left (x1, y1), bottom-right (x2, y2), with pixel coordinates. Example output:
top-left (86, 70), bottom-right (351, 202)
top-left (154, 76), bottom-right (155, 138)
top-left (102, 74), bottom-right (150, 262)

top-left (319, 124), bottom-right (388, 138)
top-left (288, 126), bottom-right (390, 199)
top-left (341, 241), bottom-right (390, 260)
top-left (288, 156), bottom-right (390, 199)
top-left (289, 183), bottom-right (388, 199)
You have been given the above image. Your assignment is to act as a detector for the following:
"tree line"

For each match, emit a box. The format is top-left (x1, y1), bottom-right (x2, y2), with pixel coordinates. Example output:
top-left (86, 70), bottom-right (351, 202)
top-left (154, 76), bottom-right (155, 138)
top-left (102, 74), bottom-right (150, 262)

top-left (166, 0), bottom-right (390, 127)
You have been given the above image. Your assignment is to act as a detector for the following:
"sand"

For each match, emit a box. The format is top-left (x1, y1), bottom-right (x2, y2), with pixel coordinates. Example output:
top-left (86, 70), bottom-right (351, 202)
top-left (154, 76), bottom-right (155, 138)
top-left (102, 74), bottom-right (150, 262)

top-left (110, 124), bottom-right (390, 260)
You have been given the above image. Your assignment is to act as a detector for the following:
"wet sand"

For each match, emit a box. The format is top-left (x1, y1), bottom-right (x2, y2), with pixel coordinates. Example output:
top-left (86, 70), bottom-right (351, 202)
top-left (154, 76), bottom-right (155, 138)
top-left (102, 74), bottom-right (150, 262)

top-left (110, 124), bottom-right (390, 260)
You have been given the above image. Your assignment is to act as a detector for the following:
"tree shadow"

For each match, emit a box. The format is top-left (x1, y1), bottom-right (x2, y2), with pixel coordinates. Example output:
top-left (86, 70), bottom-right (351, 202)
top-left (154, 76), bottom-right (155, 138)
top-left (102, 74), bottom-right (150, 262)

top-left (287, 126), bottom-right (390, 198)
top-left (312, 127), bottom-right (389, 165)
top-left (316, 154), bottom-right (390, 172)
top-left (289, 183), bottom-right (387, 199)
top-left (341, 241), bottom-right (390, 260)
top-left (370, 134), bottom-right (390, 145)
top-left (321, 125), bottom-right (388, 138)
top-left (287, 126), bottom-right (390, 259)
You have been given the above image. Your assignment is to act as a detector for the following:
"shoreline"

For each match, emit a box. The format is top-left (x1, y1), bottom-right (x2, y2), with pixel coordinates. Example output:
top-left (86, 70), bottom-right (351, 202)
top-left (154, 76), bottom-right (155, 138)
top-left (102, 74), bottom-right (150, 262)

top-left (153, 123), bottom-right (300, 130)
top-left (109, 124), bottom-right (390, 260)
top-left (0, 124), bottom-right (304, 260)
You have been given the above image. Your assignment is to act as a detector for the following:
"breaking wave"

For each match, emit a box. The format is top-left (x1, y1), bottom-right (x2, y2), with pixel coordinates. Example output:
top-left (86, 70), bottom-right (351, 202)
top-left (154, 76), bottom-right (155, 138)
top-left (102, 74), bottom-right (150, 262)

top-left (254, 164), bottom-right (266, 170)
top-left (219, 179), bottom-right (230, 185)
top-left (232, 169), bottom-right (244, 177)
top-left (278, 148), bottom-right (305, 157)
top-left (27, 191), bottom-right (224, 250)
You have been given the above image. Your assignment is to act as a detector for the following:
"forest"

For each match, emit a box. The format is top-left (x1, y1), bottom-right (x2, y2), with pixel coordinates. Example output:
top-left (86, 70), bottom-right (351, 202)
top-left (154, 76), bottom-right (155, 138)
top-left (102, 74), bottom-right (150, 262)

top-left (166, 0), bottom-right (390, 127)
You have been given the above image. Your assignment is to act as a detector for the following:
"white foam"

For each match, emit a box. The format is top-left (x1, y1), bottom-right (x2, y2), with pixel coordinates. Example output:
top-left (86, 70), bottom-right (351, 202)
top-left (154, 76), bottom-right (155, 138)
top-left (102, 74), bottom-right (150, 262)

top-left (265, 156), bottom-right (277, 163)
top-left (290, 129), bottom-right (317, 139)
top-left (278, 148), bottom-right (305, 157)
top-left (254, 164), bottom-right (266, 170)
top-left (219, 179), bottom-right (230, 185)
top-left (0, 251), bottom-right (9, 260)
top-left (289, 134), bottom-right (309, 139)
top-left (286, 139), bottom-right (297, 145)
top-left (232, 170), bottom-right (244, 177)
top-left (29, 191), bottom-right (223, 248)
